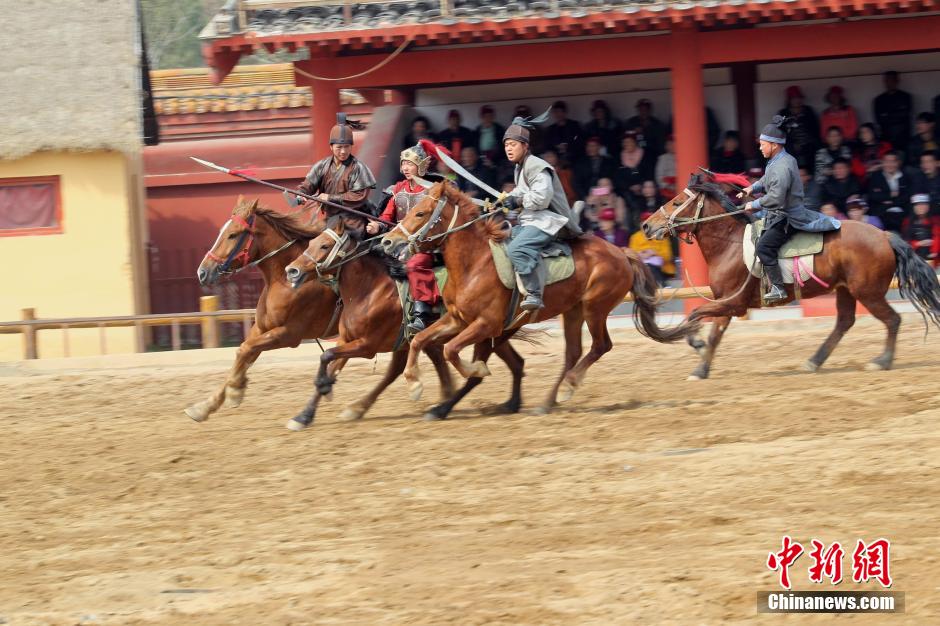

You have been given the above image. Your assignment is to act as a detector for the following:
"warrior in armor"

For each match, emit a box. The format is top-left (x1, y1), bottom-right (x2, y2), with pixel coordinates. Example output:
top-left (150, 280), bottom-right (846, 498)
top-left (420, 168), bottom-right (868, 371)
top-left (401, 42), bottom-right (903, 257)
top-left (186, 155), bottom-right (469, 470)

top-left (502, 114), bottom-right (584, 310)
top-left (366, 140), bottom-right (441, 332)
top-left (741, 115), bottom-right (841, 303)
top-left (297, 113), bottom-right (377, 228)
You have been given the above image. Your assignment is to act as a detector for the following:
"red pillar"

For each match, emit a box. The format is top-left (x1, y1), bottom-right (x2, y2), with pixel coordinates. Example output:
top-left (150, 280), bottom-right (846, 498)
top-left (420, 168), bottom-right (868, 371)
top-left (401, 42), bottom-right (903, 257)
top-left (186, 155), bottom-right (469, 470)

top-left (731, 62), bottom-right (758, 161)
top-left (310, 80), bottom-right (341, 162)
top-left (670, 26), bottom-right (709, 312)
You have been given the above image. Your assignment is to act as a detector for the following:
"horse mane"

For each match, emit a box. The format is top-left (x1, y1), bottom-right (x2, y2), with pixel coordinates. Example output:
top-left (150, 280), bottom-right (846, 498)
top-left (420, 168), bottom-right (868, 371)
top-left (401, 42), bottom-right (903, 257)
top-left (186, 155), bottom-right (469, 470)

top-left (441, 181), bottom-right (509, 242)
top-left (687, 176), bottom-right (751, 225)
top-left (254, 206), bottom-right (323, 241)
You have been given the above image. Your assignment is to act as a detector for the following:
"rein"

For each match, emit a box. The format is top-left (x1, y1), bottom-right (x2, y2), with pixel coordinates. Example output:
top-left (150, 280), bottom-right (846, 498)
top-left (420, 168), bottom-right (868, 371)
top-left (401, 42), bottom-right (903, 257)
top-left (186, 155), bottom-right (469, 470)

top-left (394, 193), bottom-right (499, 254)
top-left (207, 213), bottom-right (299, 277)
top-left (657, 188), bottom-right (751, 244)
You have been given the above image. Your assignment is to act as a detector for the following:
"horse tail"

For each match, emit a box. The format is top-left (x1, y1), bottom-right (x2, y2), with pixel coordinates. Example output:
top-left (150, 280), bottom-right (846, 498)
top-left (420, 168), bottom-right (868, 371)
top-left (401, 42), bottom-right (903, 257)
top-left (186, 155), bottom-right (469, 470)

top-left (888, 232), bottom-right (940, 333)
top-left (511, 327), bottom-right (547, 346)
top-left (625, 252), bottom-right (701, 343)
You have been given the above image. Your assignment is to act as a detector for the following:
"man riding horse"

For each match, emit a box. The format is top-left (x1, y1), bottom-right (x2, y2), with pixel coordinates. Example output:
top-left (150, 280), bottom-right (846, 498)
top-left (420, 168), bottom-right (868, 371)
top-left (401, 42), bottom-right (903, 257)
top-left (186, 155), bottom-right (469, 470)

top-left (501, 114), bottom-right (583, 311)
top-left (741, 115), bottom-right (841, 303)
top-left (297, 113), bottom-right (377, 227)
top-left (366, 140), bottom-right (442, 332)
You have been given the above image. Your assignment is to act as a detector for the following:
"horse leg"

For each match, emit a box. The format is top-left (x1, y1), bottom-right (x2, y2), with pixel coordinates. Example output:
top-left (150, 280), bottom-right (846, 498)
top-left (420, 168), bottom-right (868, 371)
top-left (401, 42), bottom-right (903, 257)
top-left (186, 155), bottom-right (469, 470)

top-left (557, 307), bottom-right (614, 403)
top-left (185, 325), bottom-right (292, 422)
top-left (858, 295), bottom-right (901, 371)
top-left (493, 340), bottom-right (525, 414)
top-left (423, 342), bottom-right (492, 421)
top-left (338, 350), bottom-right (407, 421)
top-left (538, 308), bottom-right (584, 414)
top-left (288, 339), bottom-right (380, 431)
top-left (424, 344), bottom-right (456, 401)
top-left (688, 316), bottom-right (732, 381)
top-left (404, 312), bottom-right (464, 402)
top-left (805, 288), bottom-right (856, 372)
top-left (687, 331), bottom-right (707, 356)
top-left (441, 318), bottom-right (502, 379)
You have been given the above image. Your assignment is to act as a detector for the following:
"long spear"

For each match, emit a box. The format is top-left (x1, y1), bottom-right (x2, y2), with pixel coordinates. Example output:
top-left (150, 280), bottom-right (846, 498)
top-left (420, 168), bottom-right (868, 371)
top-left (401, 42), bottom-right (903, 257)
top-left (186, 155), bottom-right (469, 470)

top-left (190, 157), bottom-right (394, 226)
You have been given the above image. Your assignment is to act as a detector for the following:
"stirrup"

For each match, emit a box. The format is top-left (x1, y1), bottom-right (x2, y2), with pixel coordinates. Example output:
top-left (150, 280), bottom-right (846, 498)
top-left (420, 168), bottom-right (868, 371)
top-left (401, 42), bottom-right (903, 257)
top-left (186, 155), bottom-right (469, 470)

top-left (763, 285), bottom-right (787, 303)
top-left (520, 294), bottom-right (544, 311)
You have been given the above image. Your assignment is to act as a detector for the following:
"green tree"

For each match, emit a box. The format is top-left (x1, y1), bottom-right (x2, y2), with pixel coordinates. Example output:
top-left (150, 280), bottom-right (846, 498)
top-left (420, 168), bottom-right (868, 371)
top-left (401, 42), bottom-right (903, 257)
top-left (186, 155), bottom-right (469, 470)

top-left (141, 0), bottom-right (226, 69)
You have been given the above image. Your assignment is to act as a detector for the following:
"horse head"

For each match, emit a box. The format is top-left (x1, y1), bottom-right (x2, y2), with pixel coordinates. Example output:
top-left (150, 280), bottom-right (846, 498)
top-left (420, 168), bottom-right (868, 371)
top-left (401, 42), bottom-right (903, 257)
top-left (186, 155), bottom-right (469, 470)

top-left (197, 195), bottom-right (260, 286)
top-left (380, 180), bottom-right (457, 260)
top-left (285, 215), bottom-right (354, 289)
top-left (641, 174), bottom-right (737, 242)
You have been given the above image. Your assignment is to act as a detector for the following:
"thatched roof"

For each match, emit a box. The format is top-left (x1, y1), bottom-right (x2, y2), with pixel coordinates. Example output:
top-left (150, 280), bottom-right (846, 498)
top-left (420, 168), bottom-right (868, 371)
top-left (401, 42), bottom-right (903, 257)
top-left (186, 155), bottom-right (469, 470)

top-left (0, 0), bottom-right (143, 160)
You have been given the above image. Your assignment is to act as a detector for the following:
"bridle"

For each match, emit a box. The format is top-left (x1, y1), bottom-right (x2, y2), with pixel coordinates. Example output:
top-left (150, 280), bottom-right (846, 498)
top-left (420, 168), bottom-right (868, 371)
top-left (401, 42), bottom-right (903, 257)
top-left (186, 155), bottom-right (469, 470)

top-left (656, 187), bottom-right (750, 244)
top-left (391, 194), bottom-right (460, 255)
top-left (308, 227), bottom-right (352, 279)
top-left (207, 214), bottom-right (257, 274)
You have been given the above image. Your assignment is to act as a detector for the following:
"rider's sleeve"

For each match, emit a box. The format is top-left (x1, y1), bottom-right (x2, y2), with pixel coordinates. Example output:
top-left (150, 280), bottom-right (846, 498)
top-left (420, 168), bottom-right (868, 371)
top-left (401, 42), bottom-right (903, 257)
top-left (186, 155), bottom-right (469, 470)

top-left (298, 162), bottom-right (324, 194)
top-left (751, 179), bottom-right (765, 194)
top-left (751, 166), bottom-right (789, 212)
top-left (378, 193), bottom-right (397, 224)
top-left (510, 169), bottom-right (553, 211)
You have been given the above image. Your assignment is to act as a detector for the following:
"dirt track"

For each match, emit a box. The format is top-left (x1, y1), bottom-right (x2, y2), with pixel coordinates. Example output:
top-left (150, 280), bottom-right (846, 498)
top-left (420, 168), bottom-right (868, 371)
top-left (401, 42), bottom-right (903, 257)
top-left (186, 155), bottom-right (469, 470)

top-left (2, 316), bottom-right (939, 625)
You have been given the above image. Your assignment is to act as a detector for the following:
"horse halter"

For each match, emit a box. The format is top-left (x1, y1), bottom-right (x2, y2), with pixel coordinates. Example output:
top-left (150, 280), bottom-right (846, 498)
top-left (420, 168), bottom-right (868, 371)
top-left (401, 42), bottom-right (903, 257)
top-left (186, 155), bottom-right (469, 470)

top-left (309, 227), bottom-right (350, 277)
top-left (393, 194), bottom-right (459, 255)
top-left (207, 214), bottom-right (256, 273)
top-left (658, 188), bottom-right (705, 244)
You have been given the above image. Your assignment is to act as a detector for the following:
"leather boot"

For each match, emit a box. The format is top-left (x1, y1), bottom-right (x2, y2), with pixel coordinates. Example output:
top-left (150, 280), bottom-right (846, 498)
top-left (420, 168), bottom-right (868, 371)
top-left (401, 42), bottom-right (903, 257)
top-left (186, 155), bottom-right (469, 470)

top-left (408, 300), bottom-right (435, 332)
top-left (763, 263), bottom-right (788, 304)
top-left (519, 272), bottom-right (545, 311)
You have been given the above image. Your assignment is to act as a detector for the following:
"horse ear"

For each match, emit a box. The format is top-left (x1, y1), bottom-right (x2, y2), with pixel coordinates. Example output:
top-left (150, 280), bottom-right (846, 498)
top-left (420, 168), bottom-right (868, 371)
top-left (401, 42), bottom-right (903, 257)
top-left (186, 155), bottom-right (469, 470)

top-left (248, 198), bottom-right (259, 212)
top-left (234, 194), bottom-right (245, 209)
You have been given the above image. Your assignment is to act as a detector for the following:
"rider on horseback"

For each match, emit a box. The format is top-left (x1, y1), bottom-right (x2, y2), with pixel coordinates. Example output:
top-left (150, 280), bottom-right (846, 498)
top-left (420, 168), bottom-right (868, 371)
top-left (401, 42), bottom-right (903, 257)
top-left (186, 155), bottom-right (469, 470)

top-left (741, 115), bottom-right (841, 303)
top-left (297, 113), bottom-right (377, 227)
top-left (501, 114), bottom-right (583, 310)
top-left (366, 140), bottom-right (441, 332)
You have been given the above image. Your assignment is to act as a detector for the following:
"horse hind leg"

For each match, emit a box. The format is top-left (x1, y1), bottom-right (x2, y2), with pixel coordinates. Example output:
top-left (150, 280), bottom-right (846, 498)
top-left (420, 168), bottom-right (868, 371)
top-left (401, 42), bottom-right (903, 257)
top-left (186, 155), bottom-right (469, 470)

top-left (688, 316), bottom-right (732, 380)
top-left (340, 351), bottom-right (406, 421)
top-left (804, 288), bottom-right (856, 372)
top-left (287, 357), bottom-right (345, 431)
top-left (558, 310), bottom-right (613, 403)
top-left (858, 295), bottom-right (901, 371)
top-left (538, 308), bottom-right (584, 414)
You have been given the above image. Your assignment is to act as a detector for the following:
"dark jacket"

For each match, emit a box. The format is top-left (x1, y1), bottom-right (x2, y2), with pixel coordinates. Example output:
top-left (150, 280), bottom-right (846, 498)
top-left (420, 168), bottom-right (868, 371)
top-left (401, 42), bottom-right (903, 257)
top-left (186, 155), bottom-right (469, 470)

top-left (752, 149), bottom-right (841, 232)
top-left (544, 120), bottom-right (584, 162)
top-left (874, 89), bottom-right (913, 151)
top-left (573, 155), bottom-right (616, 198)
top-left (821, 176), bottom-right (862, 211)
top-left (437, 126), bottom-right (475, 155)
top-left (867, 170), bottom-right (913, 216)
top-left (710, 148), bottom-right (747, 175)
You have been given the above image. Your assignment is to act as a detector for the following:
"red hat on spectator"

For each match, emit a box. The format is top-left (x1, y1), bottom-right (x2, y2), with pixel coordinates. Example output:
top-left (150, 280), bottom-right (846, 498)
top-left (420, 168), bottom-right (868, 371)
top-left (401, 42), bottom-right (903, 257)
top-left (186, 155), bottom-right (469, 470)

top-left (785, 85), bottom-right (804, 99)
top-left (598, 208), bottom-right (617, 221)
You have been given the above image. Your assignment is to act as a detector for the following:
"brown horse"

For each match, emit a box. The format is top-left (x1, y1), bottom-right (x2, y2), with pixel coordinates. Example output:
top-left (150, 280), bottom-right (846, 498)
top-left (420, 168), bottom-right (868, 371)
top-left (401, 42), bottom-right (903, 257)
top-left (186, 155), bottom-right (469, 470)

top-left (641, 174), bottom-right (940, 379)
top-left (380, 180), bottom-right (699, 413)
top-left (186, 197), bottom-right (446, 430)
top-left (285, 215), bottom-right (528, 422)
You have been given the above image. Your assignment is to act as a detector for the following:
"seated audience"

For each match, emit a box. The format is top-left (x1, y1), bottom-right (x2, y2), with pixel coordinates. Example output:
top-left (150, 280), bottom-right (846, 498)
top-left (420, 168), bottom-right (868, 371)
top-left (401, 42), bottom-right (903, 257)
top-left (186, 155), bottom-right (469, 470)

top-left (867, 151), bottom-right (912, 232)
top-left (655, 136), bottom-right (677, 196)
top-left (846, 196), bottom-right (883, 230)
top-left (820, 85), bottom-right (858, 140)
top-left (437, 110), bottom-right (474, 156)
top-left (594, 207), bottom-right (630, 248)
top-left (821, 158), bottom-right (861, 211)
top-left (915, 150), bottom-right (940, 215)
top-left (903, 194), bottom-right (940, 264)
top-left (628, 211), bottom-right (676, 285)
top-left (583, 99), bottom-right (622, 157)
top-left (907, 112), bottom-right (939, 167)
top-left (585, 177), bottom-right (629, 230)
top-left (711, 130), bottom-right (747, 174)
top-left (851, 123), bottom-right (892, 183)
top-left (818, 201), bottom-right (846, 221)
top-left (814, 126), bottom-right (853, 185)
top-left (574, 136), bottom-right (616, 198)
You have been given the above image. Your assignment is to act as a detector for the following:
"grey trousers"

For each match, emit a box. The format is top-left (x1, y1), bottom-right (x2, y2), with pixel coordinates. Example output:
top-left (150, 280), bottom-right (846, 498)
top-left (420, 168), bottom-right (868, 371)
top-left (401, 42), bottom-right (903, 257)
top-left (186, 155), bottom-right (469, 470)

top-left (507, 225), bottom-right (554, 275)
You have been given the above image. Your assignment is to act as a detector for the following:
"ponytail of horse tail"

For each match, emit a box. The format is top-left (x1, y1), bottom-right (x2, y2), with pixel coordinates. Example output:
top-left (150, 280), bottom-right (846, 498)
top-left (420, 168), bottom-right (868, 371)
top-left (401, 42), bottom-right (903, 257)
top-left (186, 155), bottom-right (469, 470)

top-left (888, 233), bottom-right (940, 335)
top-left (625, 252), bottom-right (701, 343)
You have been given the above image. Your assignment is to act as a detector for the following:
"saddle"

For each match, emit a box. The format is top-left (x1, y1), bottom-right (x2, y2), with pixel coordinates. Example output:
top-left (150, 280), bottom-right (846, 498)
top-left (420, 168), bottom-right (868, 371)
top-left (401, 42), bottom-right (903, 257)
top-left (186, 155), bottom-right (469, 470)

top-left (488, 239), bottom-right (575, 291)
top-left (393, 267), bottom-right (448, 342)
top-left (743, 218), bottom-right (824, 285)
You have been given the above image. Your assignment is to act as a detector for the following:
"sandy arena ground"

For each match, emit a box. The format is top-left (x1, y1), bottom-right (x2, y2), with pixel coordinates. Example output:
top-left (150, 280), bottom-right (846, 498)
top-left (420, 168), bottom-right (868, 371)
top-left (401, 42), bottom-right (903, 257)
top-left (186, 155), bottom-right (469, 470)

top-left (1, 315), bottom-right (939, 625)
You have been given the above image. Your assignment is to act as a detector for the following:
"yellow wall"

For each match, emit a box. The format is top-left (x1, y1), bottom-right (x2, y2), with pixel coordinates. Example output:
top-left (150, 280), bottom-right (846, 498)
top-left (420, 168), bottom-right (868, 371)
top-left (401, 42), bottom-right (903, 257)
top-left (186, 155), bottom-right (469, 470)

top-left (0, 151), bottom-right (141, 360)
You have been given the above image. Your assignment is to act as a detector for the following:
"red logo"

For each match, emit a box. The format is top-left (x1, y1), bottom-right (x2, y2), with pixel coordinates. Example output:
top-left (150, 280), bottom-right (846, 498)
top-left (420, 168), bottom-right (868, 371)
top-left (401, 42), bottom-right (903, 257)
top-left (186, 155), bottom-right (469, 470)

top-left (852, 538), bottom-right (892, 588)
top-left (767, 535), bottom-right (804, 590)
top-left (768, 537), bottom-right (892, 589)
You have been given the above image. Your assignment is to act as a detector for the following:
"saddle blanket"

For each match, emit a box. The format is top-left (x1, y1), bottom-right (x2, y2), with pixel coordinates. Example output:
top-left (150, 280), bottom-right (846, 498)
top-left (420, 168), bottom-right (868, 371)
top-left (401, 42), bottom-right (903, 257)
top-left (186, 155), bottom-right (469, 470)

top-left (394, 266), bottom-right (449, 327)
top-left (488, 239), bottom-right (575, 291)
top-left (743, 222), bottom-right (824, 284)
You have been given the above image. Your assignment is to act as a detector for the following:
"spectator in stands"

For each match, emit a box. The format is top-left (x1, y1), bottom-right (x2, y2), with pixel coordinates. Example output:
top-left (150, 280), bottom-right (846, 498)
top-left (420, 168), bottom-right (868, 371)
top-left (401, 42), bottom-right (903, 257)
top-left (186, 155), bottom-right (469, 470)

top-left (779, 85), bottom-right (819, 169)
top-left (916, 150), bottom-right (940, 215)
top-left (541, 149), bottom-right (578, 205)
top-left (903, 194), bottom-right (940, 264)
top-left (821, 158), bottom-right (861, 211)
top-left (613, 130), bottom-right (651, 198)
top-left (874, 71), bottom-right (913, 153)
top-left (625, 98), bottom-right (667, 158)
top-left (594, 207), bottom-right (630, 248)
top-left (814, 126), bottom-right (853, 185)
top-left (711, 130), bottom-right (747, 174)
top-left (583, 99), bottom-right (622, 157)
top-left (402, 115), bottom-right (436, 150)
top-left (820, 85), bottom-right (858, 141)
top-left (907, 112), bottom-right (939, 167)
top-left (544, 100), bottom-right (583, 163)
top-left (637, 180), bottom-right (664, 217)
top-left (628, 211), bottom-right (675, 285)
top-left (437, 109), bottom-right (474, 157)
top-left (455, 146), bottom-right (497, 200)
top-left (585, 177), bottom-right (629, 230)
top-left (867, 151), bottom-right (912, 232)
top-left (851, 123), bottom-right (892, 183)
top-left (801, 166), bottom-right (822, 212)
top-left (819, 201), bottom-right (846, 221)
top-left (473, 105), bottom-right (505, 167)
top-left (655, 136), bottom-right (677, 196)
top-left (574, 136), bottom-right (616, 198)
top-left (846, 196), bottom-right (883, 229)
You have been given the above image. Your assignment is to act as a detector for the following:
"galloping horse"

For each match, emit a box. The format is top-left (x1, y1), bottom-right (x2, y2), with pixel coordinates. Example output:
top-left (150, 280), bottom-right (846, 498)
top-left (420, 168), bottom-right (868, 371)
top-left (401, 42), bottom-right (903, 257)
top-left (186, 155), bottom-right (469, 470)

top-left (285, 215), bottom-right (528, 423)
top-left (186, 197), bottom-right (450, 430)
top-left (381, 180), bottom-right (700, 413)
top-left (641, 174), bottom-right (940, 379)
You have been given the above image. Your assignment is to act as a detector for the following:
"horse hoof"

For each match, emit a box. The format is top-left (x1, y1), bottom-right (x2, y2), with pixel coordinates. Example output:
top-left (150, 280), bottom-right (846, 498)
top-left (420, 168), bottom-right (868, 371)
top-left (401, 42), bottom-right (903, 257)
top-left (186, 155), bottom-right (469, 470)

top-left (185, 402), bottom-right (210, 422)
top-left (423, 411), bottom-right (446, 421)
top-left (472, 361), bottom-right (492, 378)
top-left (222, 386), bottom-right (245, 409)
top-left (340, 406), bottom-right (364, 421)
top-left (409, 381), bottom-right (424, 402)
top-left (686, 374), bottom-right (702, 381)
top-left (532, 405), bottom-right (551, 416)
top-left (286, 418), bottom-right (309, 432)
top-left (865, 361), bottom-right (888, 372)
top-left (557, 381), bottom-right (576, 403)
top-left (803, 360), bottom-right (820, 373)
